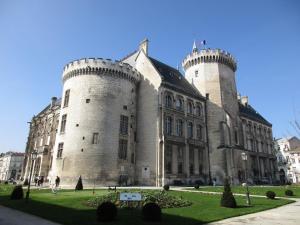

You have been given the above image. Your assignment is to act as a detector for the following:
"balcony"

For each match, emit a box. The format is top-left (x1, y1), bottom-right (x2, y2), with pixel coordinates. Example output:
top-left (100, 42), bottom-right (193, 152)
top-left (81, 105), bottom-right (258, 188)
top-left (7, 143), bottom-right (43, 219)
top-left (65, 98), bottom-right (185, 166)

top-left (164, 134), bottom-right (185, 144)
top-left (187, 138), bottom-right (205, 147)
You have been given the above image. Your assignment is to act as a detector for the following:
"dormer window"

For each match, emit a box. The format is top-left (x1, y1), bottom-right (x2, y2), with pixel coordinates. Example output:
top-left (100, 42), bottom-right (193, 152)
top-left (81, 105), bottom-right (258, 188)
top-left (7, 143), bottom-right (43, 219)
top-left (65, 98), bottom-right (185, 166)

top-left (176, 98), bottom-right (184, 111)
top-left (195, 104), bottom-right (203, 116)
top-left (165, 95), bottom-right (172, 108)
top-left (187, 102), bottom-right (193, 114)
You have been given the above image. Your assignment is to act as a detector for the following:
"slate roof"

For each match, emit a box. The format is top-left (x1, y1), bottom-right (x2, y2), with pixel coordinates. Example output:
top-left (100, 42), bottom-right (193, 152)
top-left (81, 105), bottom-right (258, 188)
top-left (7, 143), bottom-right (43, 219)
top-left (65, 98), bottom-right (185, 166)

top-left (149, 57), bottom-right (205, 100)
top-left (239, 102), bottom-right (272, 126)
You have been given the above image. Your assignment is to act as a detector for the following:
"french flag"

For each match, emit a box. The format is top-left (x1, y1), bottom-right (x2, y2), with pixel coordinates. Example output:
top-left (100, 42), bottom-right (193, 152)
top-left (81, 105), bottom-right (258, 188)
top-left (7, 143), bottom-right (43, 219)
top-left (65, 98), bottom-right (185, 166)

top-left (200, 40), bottom-right (206, 46)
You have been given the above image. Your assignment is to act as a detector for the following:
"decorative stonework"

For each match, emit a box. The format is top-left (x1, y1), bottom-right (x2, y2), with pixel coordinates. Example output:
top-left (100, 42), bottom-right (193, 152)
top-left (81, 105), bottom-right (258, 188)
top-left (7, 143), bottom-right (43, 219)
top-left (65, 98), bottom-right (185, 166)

top-left (63, 58), bottom-right (140, 84)
top-left (182, 49), bottom-right (237, 72)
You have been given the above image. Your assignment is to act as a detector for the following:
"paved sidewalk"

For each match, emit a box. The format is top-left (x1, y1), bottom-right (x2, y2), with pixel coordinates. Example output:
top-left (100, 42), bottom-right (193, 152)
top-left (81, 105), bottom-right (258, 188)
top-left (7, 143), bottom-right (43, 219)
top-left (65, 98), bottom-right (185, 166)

top-left (0, 205), bottom-right (61, 225)
top-left (207, 199), bottom-right (300, 225)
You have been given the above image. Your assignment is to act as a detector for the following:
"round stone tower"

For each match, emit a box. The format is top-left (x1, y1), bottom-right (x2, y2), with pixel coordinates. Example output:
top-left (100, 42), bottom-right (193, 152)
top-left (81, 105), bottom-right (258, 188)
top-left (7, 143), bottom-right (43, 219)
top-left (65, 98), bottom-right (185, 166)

top-left (51, 58), bottom-right (140, 186)
top-left (182, 45), bottom-right (240, 184)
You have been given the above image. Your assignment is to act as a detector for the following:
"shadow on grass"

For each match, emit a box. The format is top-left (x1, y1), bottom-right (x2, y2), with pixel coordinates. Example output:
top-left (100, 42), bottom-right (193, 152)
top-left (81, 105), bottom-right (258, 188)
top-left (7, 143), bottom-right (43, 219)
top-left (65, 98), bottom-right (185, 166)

top-left (235, 205), bottom-right (253, 208)
top-left (0, 196), bottom-right (204, 225)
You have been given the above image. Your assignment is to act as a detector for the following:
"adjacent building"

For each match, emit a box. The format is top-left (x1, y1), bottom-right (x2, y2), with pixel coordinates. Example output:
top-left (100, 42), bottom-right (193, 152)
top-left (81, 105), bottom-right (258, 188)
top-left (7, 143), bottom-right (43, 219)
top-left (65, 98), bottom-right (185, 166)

top-left (0, 152), bottom-right (25, 181)
top-left (276, 136), bottom-right (300, 183)
top-left (22, 39), bottom-right (278, 186)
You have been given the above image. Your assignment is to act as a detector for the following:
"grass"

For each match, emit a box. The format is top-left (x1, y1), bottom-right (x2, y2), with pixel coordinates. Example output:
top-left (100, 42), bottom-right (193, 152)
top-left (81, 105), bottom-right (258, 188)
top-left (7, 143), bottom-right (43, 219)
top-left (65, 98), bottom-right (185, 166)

top-left (0, 184), bottom-right (295, 225)
top-left (191, 185), bottom-right (300, 198)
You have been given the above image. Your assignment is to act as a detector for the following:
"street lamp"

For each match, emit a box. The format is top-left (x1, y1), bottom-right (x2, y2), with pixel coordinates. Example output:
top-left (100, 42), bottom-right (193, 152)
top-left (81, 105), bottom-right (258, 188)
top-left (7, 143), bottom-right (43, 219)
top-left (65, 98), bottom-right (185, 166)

top-left (25, 149), bottom-right (38, 202)
top-left (241, 152), bottom-right (251, 206)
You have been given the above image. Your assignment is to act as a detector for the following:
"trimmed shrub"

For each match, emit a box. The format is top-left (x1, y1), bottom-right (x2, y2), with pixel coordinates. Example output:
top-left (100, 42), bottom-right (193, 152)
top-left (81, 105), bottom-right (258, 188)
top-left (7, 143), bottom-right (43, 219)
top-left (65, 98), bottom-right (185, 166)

top-left (142, 202), bottom-right (161, 222)
top-left (75, 176), bottom-right (83, 191)
top-left (285, 189), bottom-right (293, 196)
top-left (220, 178), bottom-right (237, 208)
top-left (96, 201), bottom-right (117, 222)
top-left (163, 184), bottom-right (169, 191)
top-left (10, 185), bottom-right (24, 200)
top-left (194, 184), bottom-right (200, 189)
top-left (23, 179), bottom-right (29, 186)
top-left (266, 191), bottom-right (276, 199)
top-left (4, 181), bottom-right (8, 185)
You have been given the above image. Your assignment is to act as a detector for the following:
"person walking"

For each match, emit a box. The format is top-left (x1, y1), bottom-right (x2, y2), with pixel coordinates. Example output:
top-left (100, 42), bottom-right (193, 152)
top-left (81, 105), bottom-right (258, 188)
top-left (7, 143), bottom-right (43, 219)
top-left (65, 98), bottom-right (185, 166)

top-left (55, 176), bottom-right (60, 188)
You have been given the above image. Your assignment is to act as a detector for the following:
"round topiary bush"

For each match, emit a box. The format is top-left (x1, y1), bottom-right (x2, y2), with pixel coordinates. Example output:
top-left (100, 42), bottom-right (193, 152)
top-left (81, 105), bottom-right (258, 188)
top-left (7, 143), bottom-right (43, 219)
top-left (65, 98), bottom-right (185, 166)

top-left (285, 189), bottom-right (293, 196)
top-left (142, 202), bottom-right (161, 222)
top-left (10, 185), bottom-right (24, 200)
top-left (96, 201), bottom-right (117, 222)
top-left (266, 191), bottom-right (276, 199)
top-left (194, 184), bottom-right (200, 189)
top-left (163, 184), bottom-right (169, 191)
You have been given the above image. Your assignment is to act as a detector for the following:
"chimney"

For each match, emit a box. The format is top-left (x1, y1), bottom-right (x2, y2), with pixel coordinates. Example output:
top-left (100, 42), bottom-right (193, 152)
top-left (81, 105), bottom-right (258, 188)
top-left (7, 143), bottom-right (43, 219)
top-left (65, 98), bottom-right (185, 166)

top-left (51, 97), bottom-right (57, 107)
top-left (241, 96), bottom-right (248, 106)
top-left (139, 38), bottom-right (149, 55)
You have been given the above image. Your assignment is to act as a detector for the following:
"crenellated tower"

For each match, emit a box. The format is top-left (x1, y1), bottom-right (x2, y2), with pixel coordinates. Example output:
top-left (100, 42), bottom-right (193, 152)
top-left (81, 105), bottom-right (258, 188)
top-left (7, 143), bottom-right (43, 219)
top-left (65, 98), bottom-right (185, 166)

top-left (182, 45), bottom-right (240, 184)
top-left (51, 58), bottom-right (140, 186)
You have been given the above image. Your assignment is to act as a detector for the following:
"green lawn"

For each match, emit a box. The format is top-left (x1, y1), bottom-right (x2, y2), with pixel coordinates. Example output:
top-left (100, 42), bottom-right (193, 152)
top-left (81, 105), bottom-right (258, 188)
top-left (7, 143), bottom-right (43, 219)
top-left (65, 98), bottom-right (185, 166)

top-left (191, 185), bottom-right (300, 198)
top-left (0, 185), bottom-right (294, 225)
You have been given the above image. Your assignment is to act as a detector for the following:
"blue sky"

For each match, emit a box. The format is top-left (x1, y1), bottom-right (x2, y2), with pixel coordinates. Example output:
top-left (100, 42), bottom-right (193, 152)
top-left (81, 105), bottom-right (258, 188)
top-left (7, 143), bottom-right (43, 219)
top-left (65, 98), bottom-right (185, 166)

top-left (0, 0), bottom-right (299, 153)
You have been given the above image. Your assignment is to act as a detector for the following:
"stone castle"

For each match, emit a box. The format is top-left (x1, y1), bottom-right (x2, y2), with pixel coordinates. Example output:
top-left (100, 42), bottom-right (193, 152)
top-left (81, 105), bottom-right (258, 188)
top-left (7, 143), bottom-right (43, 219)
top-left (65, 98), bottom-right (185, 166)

top-left (22, 39), bottom-right (277, 186)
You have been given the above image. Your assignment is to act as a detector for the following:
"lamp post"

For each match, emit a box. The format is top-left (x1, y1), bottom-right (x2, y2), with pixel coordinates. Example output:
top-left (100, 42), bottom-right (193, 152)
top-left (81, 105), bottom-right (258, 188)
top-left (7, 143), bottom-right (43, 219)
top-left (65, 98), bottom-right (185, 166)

top-left (241, 152), bottom-right (251, 206)
top-left (25, 150), bottom-right (38, 203)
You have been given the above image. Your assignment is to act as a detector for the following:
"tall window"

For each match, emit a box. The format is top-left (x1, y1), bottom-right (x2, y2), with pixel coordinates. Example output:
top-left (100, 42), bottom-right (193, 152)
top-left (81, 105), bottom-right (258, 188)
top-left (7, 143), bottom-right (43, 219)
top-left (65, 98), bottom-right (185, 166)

top-left (187, 122), bottom-right (193, 138)
top-left (195, 104), bottom-right (202, 116)
top-left (198, 150), bottom-right (203, 175)
top-left (178, 147), bottom-right (184, 174)
top-left (165, 95), bottom-right (172, 108)
top-left (118, 139), bottom-right (127, 160)
top-left (165, 116), bottom-right (172, 135)
top-left (165, 145), bottom-right (172, 174)
top-left (234, 130), bottom-right (238, 144)
top-left (196, 124), bottom-right (203, 140)
top-left (60, 114), bottom-right (67, 133)
top-left (57, 143), bottom-right (63, 158)
top-left (176, 119), bottom-right (183, 136)
top-left (92, 133), bottom-right (99, 144)
top-left (175, 98), bottom-right (183, 111)
top-left (187, 102), bottom-right (193, 114)
top-left (120, 115), bottom-right (129, 135)
top-left (63, 89), bottom-right (70, 107)
top-left (189, 148), bottom-right (194, 175)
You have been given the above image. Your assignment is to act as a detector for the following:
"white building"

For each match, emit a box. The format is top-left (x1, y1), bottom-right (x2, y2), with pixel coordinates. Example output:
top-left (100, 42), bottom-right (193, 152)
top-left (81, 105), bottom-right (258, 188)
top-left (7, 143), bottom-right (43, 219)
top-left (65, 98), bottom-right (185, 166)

top-left (0, 152), bottom-right (25, 181)
top-left (276, 137), bottom-right (300, 183)
top-left (23, 39), bottom-right (277, 186)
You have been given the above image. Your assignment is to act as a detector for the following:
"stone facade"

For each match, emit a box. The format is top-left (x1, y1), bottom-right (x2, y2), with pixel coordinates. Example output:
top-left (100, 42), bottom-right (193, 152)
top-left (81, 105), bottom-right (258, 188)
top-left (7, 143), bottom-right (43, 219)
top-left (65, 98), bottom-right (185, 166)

top-left (22, 97), bottom-right (61, 182)
top-left (22, 39), bottom-right (278, 186)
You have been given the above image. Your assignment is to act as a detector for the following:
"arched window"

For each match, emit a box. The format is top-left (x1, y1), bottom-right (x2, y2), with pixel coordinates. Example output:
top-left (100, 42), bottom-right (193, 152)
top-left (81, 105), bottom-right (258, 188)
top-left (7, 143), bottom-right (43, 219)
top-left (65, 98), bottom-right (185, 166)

top-left (165, 95), bottom-right (172, 108)
top-left (176, 98), bottom-right (183, 111)
top-left (187, 122), bottom-right (193, 138)
top-left (196, 124), bottom-right (203, 140)
top-left (195, 104), bottom-right (203, 116)
top-left (187, 102), bottom-right (193, 114)
top-left (165, 116), bottom-right (172, 135)
top-left (176, 119), bottom-right (183, 136)
top-left (165, 145), bottom-right (172, 174)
